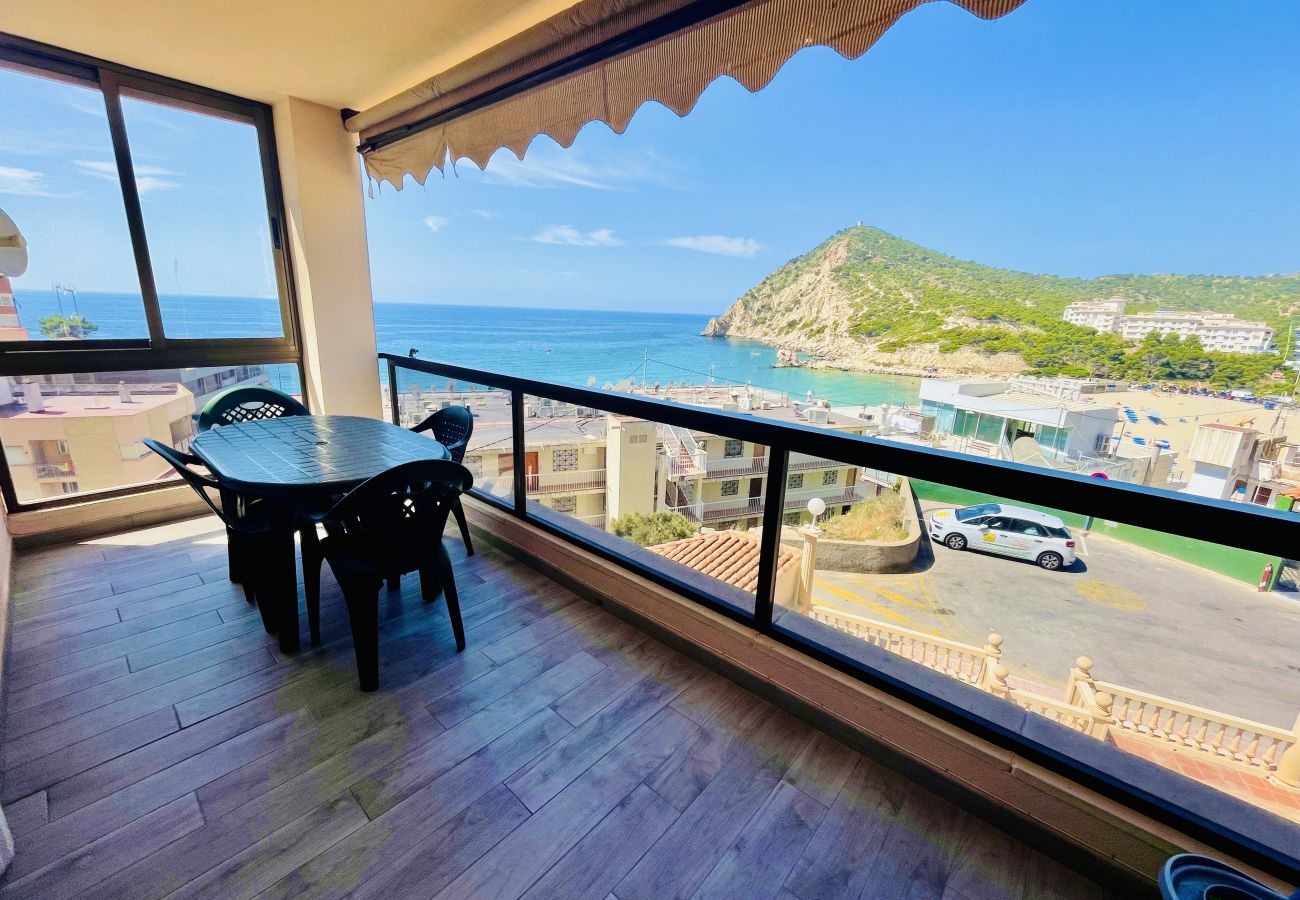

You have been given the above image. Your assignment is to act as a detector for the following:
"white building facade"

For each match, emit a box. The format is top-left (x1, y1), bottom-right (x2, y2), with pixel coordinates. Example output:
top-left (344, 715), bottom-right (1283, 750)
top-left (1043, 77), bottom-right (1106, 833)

top-left (1063, 298), bottom-right (1126, 333)
top-left (1065, 300), bottom-right (1274, 354)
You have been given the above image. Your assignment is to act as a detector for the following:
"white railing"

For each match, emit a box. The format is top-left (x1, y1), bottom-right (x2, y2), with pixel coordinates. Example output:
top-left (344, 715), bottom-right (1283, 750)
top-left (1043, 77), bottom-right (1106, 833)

top-left (809, 606), bottom-right (1000, 687)
top-left (662, 485), bottom-right (869, 523)
top-left (34, 462), bottom-right (76, 479)
top-left (663, 424), bottom-right (707, 478)
top-left (705, 455), bottom-right (768, 478)
top-left (991, 662), bottom-right (1112, 738)
top-left (808, 611), bottom-right (1300, 788)
top-left (1095, 678), bottom-right (1300, 781)
top-left (573, 512), bottom-right (607, 530)
top-left (525, 468), bottom-right (607, 495)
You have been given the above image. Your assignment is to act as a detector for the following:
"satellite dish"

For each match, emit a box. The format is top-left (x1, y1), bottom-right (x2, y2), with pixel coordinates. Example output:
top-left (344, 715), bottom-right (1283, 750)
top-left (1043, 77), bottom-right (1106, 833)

top-left (0, 208), bottom-right (29, 277)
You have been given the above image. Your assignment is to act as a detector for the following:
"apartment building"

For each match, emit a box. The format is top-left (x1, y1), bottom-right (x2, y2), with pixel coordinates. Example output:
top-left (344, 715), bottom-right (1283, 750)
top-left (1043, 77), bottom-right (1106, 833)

top-left (659, 399), bottom-right (881, 530)
top-left (0, 378), bottom-right (196, 502)
top-left (1063, 297), bottom-right (1126, 332)
top-left (1064, 298), bottom-right (1274, 354)
top-left (1116, 311), bottom-right (1274, 353)
top-left (391, 385), bottom-right (880, 534)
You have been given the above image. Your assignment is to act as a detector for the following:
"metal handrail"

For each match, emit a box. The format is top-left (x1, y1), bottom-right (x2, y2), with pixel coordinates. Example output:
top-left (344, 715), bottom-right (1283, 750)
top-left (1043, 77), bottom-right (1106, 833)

top-left (381, 353), bottom-right (1300, 559)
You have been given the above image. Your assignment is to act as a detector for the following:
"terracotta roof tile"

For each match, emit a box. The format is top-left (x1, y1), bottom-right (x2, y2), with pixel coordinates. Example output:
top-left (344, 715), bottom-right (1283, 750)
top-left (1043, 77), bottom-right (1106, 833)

top-left (648, 529), bottom-right (800, 593)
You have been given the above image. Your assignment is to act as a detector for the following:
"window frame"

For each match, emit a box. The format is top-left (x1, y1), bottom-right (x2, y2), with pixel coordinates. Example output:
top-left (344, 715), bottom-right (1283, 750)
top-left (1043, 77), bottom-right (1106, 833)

top-left (0, 34), bottom-right (305, 513)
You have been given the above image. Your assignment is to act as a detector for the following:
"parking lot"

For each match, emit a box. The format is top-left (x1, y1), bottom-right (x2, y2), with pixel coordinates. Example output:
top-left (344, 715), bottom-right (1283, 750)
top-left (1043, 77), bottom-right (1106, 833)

top-left (811, 501), bottom-right (1300, 727)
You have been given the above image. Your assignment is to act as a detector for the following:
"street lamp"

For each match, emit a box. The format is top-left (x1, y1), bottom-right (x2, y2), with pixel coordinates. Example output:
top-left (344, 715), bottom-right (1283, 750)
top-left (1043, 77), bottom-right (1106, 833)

top-left (806, 497), bottom-right (826, 524)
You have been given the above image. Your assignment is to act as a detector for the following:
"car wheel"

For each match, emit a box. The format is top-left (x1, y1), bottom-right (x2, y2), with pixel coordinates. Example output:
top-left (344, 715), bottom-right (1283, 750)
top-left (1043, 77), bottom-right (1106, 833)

top-left (944, 533), bottom-right (967, 551)
top-left (1037, 552), bottom-right (1064, 571)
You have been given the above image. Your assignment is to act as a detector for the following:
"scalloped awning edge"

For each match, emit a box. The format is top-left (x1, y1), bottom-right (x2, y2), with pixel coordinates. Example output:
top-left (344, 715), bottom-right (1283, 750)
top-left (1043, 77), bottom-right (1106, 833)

top-left (355, 0), bottom-right (1029, 191)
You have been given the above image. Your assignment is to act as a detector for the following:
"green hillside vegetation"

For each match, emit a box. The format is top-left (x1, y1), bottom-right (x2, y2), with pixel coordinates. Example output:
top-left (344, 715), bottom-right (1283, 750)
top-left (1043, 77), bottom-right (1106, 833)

top-left (730, 226), bottom-right (1299, 389)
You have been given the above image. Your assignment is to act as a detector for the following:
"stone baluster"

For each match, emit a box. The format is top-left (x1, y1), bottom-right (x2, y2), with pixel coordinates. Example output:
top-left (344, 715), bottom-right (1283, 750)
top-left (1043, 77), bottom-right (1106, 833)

top-left (989, 664), bottom-right (1012, 701)
top-left (1274, 714), bottom-right (1300, 788)
top-left (1086, 691), bottom-right (1115, 740)
top-left (1065, 656), bottom-right (1096, 707)
top-left (979, 633), bottom-right (1003, 691)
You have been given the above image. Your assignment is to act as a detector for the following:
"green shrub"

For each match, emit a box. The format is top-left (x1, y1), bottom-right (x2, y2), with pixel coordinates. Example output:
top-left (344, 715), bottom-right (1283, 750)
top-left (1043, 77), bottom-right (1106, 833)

top-left (611, 511), bottom-right (697, 547)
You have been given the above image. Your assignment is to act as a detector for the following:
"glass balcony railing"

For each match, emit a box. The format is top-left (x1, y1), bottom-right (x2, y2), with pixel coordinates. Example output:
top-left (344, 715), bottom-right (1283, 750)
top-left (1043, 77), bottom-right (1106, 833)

top-left (380, 352), bottom-right (1300, 878)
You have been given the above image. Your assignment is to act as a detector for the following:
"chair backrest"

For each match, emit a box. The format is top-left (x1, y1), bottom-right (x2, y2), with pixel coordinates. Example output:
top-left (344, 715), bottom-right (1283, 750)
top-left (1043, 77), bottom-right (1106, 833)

top-left (323, 459), bottom-right (473, 572)
top-left (143, 438), bottom-right (250, 531)
top-left (198, 386), bottom-right (309, 432)
top-left (411, 406), bottom-right (474, 463)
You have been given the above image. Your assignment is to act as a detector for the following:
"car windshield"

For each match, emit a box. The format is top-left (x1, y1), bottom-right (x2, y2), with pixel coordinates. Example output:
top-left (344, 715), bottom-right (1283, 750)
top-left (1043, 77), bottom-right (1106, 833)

top-left (955, 503), bottom-right (1000, 521)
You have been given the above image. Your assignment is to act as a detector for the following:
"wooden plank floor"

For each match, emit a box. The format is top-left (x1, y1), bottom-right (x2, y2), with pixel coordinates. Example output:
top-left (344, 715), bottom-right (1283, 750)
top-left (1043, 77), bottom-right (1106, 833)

top-left (0, 515), bottom-right (1117, 899)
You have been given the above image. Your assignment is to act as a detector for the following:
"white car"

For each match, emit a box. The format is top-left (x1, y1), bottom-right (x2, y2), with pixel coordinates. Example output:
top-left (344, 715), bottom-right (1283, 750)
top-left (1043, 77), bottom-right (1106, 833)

top-left (928, 503), bottom-right (1077, 570)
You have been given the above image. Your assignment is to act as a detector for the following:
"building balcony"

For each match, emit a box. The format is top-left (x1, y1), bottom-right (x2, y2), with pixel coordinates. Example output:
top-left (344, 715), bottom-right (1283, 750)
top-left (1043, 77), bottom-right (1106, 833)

top-left (703, 452), bottom-right (844, 480)
top-left (0, 512), bottom-right (1126, 899)
top-left (524, 468), bottom-right (606, 495)
top-left (665, 485), bottom-right (871, 524)
top-left (31, 461), bottom-right (75, 479)
top-left (1, 8), bottom-right (1296, 895)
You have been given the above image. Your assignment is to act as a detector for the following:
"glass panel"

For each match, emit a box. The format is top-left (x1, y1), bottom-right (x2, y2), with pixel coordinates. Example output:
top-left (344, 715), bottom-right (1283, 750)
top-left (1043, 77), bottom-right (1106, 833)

top-left (518, 391), bottom-right (772, 618)
top-left (0, 364), bottom-right (298, 503)
top-left (119, 92), bottom-right (282, 338)
top-left (774, 455), bottom-right (1300, 829)
top-left (387, 371), bottom-right (514, 504)
top-left (0, 65), bottom-right (148, 341)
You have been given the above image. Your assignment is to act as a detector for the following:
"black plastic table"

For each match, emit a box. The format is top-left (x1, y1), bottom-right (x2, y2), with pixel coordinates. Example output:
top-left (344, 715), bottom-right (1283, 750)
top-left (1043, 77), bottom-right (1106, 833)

top-left (191, 415), bottom-right (450, 652)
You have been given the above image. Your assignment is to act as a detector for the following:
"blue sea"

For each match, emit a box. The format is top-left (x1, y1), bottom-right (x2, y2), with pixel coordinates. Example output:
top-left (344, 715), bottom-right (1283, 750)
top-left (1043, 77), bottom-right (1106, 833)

top-left (10, 290), bottom-right (920, 408)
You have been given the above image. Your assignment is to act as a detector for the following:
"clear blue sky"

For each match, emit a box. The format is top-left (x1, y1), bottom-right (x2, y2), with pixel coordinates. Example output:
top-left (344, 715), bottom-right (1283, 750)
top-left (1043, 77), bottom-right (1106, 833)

top-left (3, 0), bottom-right (1299, 314)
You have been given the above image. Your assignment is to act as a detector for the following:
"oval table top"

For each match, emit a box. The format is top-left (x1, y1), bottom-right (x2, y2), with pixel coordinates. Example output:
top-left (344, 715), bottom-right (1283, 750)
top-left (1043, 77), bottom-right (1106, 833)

top-left (190, 414), bottom-right (450, 495)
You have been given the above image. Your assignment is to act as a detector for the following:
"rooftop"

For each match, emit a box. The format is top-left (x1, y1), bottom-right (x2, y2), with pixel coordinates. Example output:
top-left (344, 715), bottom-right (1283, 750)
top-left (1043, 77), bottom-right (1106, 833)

top-left (0, 388), bottom-right (189, 420)
top-left (649, 528), bottom-right (800, 593)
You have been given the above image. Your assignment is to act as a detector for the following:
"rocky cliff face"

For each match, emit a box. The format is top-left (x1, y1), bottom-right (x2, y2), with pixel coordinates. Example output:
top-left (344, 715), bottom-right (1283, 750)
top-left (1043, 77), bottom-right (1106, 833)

top-left (701, 225), bottom-right (1027, 376)
top-left (704, 224), bottom-right (1300, 378)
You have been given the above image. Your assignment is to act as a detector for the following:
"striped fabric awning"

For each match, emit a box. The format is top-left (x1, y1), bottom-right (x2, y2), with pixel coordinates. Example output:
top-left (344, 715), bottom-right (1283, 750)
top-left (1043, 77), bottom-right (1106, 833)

top-left (348, 0), bottom-right (1028, 190)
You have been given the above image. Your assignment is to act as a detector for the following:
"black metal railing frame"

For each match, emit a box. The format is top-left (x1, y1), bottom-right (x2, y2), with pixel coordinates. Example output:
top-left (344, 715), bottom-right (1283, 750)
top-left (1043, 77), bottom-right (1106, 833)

top-left (383, 353), bottom-right (1300, 880)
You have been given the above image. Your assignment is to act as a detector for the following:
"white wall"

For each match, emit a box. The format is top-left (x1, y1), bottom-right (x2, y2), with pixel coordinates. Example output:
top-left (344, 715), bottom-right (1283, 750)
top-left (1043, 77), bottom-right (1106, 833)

top-left (1186, 462), bottom-right (1231, 500)
top-left (273, 97), bottom-right (381, 418)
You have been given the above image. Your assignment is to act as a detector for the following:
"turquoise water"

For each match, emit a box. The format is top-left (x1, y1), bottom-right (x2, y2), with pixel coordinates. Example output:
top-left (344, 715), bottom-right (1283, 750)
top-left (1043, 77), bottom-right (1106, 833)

top-left (10, 290), bottom-right (920, 407)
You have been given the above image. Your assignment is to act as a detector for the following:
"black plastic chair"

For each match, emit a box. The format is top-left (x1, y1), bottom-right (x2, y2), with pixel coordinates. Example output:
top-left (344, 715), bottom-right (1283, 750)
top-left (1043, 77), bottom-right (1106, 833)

top-left (143, 439), bottom-right (280, 634)
top-left (310, 459), bottom-right (474, 691)
top-left (196, 386), bottom-right (309, 585)
top-left (197, 386), bottom-right (309, 432)
top-left (412, 406), bottom-right (475, 556)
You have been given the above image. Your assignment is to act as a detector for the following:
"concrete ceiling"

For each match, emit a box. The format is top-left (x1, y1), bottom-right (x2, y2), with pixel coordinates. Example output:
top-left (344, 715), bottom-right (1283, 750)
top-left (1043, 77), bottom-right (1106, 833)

top-left (2, 0), bottom-right (581, 110)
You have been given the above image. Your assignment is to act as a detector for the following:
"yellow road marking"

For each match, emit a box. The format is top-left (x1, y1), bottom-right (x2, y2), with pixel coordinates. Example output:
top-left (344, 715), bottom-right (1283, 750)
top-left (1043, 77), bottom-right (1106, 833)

top-left (812, 579), bottom-right (947, 635)
top-left (1072, 579), bottom-right (1146, 611)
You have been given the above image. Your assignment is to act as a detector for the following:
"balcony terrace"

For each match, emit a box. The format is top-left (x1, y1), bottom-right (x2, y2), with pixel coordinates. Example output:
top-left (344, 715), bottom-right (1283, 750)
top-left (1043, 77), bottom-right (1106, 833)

top-left (525, 468), bottom-right (607, 496)
top-left (0, 516), bottom-right (1114, 899)
top-left (1, 2), bottom-right (1299, 896)
top-left (666, 485), bottom-right (872, 525)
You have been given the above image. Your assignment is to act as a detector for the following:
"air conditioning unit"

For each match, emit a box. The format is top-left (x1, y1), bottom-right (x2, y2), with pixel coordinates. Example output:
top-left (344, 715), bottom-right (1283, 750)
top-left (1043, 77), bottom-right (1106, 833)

top-left (806, 407), bottom-right (830, 424)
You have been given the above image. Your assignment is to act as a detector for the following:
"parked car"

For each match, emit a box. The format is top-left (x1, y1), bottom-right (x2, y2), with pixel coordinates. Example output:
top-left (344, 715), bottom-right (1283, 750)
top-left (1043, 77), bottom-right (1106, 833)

top-left (928, 503), bottom-right (1077, 570)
